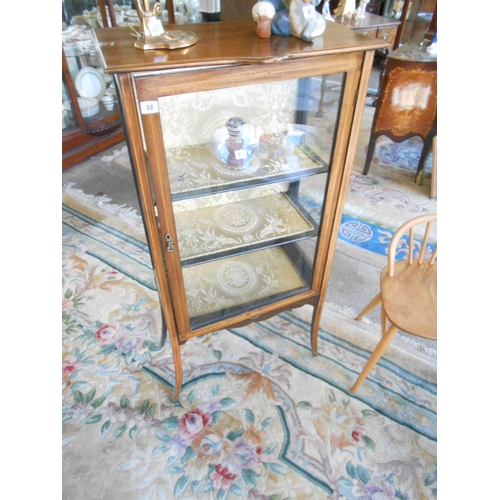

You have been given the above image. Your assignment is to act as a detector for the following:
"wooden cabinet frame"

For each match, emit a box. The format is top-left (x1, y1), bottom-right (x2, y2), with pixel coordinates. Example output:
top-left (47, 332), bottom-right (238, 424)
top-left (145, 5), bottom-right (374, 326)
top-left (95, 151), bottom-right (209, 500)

top-left (95, 21), bottom-right (387, 400)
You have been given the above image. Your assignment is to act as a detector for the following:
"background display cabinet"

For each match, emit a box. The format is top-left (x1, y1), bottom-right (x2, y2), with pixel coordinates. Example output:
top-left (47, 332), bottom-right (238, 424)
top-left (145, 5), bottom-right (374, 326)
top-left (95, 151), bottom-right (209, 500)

top-left (62, 0), bottom-right (126, 169)
top-left (94, 20), bottom-right (388, 400)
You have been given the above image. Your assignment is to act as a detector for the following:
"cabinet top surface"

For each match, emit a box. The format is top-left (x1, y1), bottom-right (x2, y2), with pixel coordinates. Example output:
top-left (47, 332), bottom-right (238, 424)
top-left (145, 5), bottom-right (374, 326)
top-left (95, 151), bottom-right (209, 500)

top-left (93, 20), bottom-right (389, 74)
top-left (333, 12), bottom-right (401, 30)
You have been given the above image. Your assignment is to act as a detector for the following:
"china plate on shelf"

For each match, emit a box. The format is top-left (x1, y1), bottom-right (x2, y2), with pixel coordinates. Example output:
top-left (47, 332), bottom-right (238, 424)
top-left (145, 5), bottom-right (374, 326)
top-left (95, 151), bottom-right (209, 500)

top-left (78, 97), bottom-right (100, 118)
top-left (75, 67), bottom-right (106, 101)
top-left (417, 12), bottom-right (433, 20)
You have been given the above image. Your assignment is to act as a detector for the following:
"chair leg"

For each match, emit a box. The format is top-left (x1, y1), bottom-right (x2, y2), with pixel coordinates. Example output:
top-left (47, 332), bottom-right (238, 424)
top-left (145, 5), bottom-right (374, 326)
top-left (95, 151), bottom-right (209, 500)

top-left (355, 292), bottom-right (382, 321)
top-left (380, 305), bottom-right (387, 336)
top-left (350, 324), bottom-right (398, 393)
top-left (430, 135), bottom-right (437, 199)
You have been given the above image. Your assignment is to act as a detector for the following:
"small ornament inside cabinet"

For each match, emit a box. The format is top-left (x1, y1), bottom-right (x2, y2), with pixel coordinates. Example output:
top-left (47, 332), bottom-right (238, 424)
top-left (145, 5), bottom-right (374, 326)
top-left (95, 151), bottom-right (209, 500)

top-left (94, 21), bottom-right (388, 400)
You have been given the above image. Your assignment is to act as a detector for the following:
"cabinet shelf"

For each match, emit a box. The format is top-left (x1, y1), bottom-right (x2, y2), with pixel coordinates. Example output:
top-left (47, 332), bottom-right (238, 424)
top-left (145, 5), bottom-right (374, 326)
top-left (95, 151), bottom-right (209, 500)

top-left (68, 105), bottom-right (122, 135)
top-left (168, 133), bottom-right (328, 201)
top-left (175, 189), bottom-right (319, 267)
top-left (185, 243), bottom-right (312, 329)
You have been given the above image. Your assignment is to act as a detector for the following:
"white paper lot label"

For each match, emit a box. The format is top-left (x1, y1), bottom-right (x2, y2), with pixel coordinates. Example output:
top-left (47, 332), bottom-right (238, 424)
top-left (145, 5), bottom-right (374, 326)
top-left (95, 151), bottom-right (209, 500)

top-left (147, 17), bottom-right (164, 36)
top-left (235, 149), bottom-right (248, 160)
top-left (140, 101), bottom-right (159, 114)
top-left (303, 5), bottom-right (316, 19)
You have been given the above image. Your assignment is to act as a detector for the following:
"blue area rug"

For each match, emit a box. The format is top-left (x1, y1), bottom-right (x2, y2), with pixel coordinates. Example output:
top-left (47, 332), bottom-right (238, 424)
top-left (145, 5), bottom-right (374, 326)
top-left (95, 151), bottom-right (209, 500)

top-left (299, 197), bottom-right (435, 260)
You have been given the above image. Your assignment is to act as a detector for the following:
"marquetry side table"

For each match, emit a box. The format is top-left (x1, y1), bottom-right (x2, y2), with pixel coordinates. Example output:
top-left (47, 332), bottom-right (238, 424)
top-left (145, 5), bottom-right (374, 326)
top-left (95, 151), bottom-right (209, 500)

top-left (362, 36), bottom-right (437, 185)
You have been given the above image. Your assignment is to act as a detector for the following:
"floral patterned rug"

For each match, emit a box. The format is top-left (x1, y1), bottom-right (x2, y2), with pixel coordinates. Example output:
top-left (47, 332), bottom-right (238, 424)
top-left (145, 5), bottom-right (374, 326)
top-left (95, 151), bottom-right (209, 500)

top-left (62, 188), bottom-right (437, 500)
top-left (344, 134), bottom-right (436, 234)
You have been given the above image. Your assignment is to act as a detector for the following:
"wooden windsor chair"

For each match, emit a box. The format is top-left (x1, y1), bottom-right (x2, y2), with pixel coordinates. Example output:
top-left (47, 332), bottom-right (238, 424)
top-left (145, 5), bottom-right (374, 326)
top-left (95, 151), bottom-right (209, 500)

top-left (350, 213), bottom-right (437, 393)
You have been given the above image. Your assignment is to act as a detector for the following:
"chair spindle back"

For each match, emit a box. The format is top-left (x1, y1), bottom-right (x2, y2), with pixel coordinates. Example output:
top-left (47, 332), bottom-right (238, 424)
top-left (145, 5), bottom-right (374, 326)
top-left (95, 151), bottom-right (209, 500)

top-left (387, 214), bottom-right (437, 277)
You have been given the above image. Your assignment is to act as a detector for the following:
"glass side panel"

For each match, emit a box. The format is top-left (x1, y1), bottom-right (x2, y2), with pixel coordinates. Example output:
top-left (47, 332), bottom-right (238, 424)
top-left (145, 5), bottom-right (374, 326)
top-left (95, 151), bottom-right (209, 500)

top-left (158, 73), bottom-right (345, 329)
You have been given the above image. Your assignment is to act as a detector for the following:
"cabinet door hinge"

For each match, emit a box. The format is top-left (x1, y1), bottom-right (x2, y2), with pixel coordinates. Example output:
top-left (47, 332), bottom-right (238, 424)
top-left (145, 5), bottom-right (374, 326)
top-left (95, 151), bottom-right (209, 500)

top-left (165, 232), bottom-right (175, 253)
top-left (153, 203), bottom-right (162, 231)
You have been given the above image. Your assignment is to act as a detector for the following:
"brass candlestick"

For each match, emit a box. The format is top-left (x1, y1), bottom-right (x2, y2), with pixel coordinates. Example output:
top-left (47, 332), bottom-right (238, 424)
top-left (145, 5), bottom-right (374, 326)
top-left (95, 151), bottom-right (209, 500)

top-left (132, 0), bottom-right (198, 51)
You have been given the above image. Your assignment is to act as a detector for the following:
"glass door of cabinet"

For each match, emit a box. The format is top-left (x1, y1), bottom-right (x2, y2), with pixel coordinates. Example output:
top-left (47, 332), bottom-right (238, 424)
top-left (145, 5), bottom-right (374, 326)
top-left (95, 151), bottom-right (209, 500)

top-left (133, 60), bottom-right (354, 334)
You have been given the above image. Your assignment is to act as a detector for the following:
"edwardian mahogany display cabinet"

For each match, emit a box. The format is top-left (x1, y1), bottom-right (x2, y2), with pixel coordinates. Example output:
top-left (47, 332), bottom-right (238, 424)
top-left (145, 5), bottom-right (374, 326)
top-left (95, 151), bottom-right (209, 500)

top-left (94, 20), bottom-right (388, 400)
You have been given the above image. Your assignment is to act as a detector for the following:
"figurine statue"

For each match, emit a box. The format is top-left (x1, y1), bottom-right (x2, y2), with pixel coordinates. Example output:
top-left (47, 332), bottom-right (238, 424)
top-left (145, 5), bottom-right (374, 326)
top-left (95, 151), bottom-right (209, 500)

top-left (334, 0), bottom-right (357, 18)
top-left (392, 0), bottom-right (404, 19)
top-left (267, 0), bottom-right (291, 36)
top-left (255, 0), bottom-right (325, 43)
top-left (289, 0), bottom-right (325, 42)
top-left (252, 1), bottom-right (276, 38)
top-left (322, 0), bottom-right (334, 22)
top-left (356, 0), bottom-right (369, 19)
